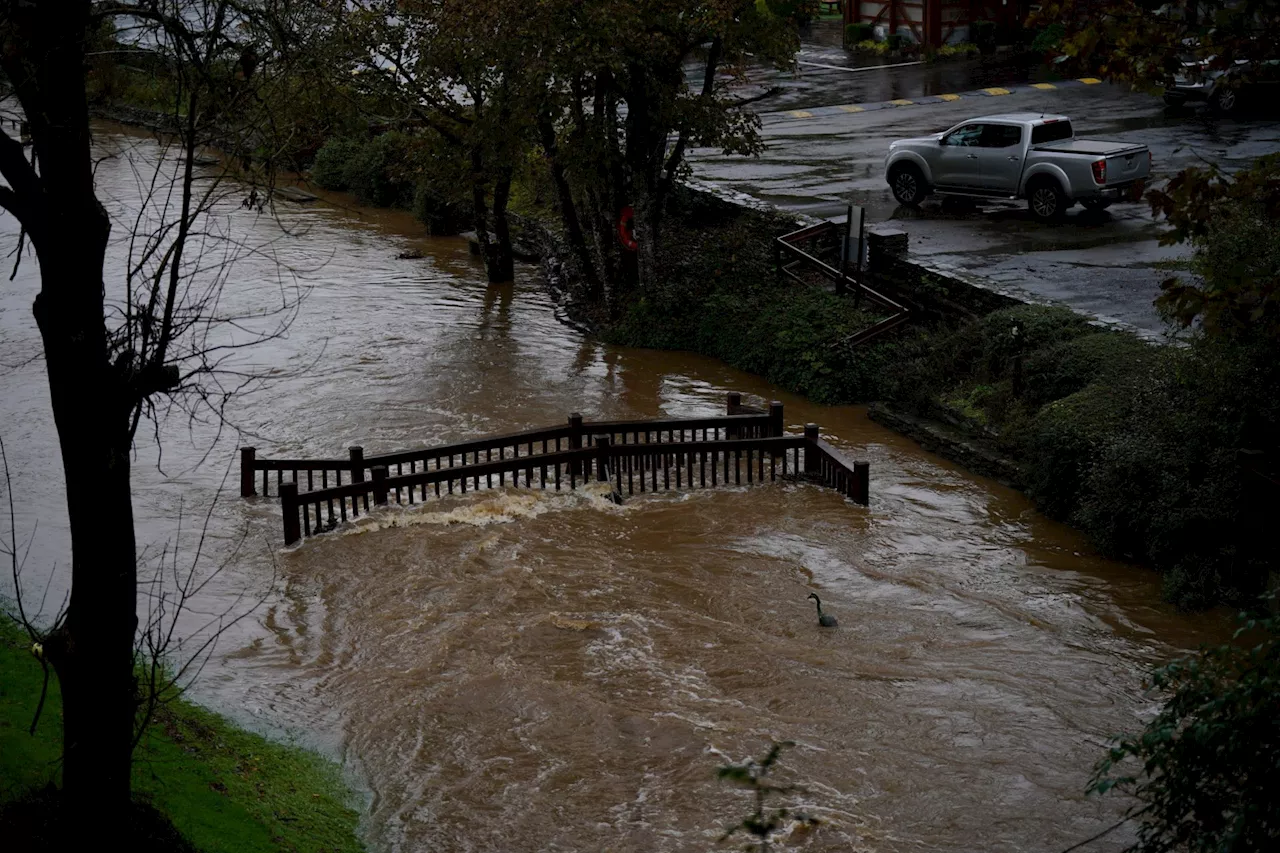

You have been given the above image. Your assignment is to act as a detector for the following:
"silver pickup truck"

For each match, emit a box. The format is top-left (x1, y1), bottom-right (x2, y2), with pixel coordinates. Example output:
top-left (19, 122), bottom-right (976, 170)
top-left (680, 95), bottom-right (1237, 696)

top-left (884, 113), bottom-right (1151, 221)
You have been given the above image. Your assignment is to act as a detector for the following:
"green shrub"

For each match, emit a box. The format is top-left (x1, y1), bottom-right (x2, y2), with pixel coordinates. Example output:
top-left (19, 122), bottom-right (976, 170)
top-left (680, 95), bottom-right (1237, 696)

top-left (1090, 607), bottom-right (1280, 850)
top-left (886, 33), bottom-right (906, 52)
top-left (1022, 330), bottom-right (1157, 407)
top-left (971, 20), bottom-right (998, 52)
top-left (1016, 381), bottom-right (1137, 519)
top-left (309, 136), bottom-right (364, 191)
top-left (310, 133), bottom-right (416, 208)
top-left (936, 43), bottom-right (980, 59)
top-left (1030, 22), bottom-right (1065, 54)
top-left (765, 0), bottom-right (820, 25)
top-left (845, 23), bottom-right (874, 44)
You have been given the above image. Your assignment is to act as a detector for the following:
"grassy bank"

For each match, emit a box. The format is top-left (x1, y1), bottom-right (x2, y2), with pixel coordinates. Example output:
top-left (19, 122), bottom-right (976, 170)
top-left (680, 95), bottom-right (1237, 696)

top-left (0, 620), bottom-right (364, 852)
top-left (606, 193), bottom-right (1276, 610)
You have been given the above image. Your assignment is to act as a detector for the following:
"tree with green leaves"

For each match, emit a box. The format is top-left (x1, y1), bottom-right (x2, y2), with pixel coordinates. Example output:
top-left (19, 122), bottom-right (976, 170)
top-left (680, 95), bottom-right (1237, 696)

top-left (1147, 153), bottom-right (1280, 340)
top-left (537, 0), bottom-right (798, 314)
top-left (1033, 0), bottom-right (1280, 92)
top-left (1090, 606), bottom-right (1280, 852)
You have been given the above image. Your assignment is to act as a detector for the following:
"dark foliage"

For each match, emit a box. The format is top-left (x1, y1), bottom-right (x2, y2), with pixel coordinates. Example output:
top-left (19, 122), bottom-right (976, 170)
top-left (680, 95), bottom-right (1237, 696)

top-left (0, 786), bottom-right (199, 853)
top-left (1091, 608), bottom-right (1280, 852)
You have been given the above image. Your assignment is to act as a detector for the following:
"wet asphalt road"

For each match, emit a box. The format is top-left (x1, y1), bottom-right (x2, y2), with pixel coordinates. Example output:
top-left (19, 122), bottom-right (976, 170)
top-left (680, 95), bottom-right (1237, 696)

top-left (689, 28), bottom-right (1280, 334)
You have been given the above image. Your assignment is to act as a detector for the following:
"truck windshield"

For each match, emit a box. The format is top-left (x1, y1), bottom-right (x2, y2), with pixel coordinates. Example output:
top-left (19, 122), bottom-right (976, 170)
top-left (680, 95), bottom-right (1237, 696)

top-left (1031, 121), bottom-right (1073, 144)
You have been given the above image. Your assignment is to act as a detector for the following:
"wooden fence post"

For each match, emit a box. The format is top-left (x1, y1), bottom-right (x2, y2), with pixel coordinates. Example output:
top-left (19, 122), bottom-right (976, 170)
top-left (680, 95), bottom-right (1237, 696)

top-left (240, 447), bottom-right (256, 497)
top-left (594, 435), bottom-right (611, 483)
top-left (350, 446), bottom-right (365, 483)
top-left (372, 465), bottom-right (388, 506)
top-left (853, 460), bottom-right (870, 505)
top-left (569, 413), bottom-right (583, 478)
top-left (726, 392), bottom-right (741, 415)
top-left (804, 424), bottom-right (821, 475)
top-left (280, 482), bottom-right (301, 545)
top-left (769, 401), bottom-right (784, 438)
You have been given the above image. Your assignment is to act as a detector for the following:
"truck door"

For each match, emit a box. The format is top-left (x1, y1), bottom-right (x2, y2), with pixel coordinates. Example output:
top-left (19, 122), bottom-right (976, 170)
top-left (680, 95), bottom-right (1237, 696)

top-left (935, 123), bottom-right (985, 188)
top-left (976, 123), bottom-right (1024, 193)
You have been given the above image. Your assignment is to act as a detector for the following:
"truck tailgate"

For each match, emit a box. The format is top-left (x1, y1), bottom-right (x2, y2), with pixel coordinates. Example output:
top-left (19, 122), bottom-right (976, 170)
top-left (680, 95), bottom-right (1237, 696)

top-left (1102, 147), bottom-right (1151, 184)
top-left (1035, 139), bottom-right (1151, 185)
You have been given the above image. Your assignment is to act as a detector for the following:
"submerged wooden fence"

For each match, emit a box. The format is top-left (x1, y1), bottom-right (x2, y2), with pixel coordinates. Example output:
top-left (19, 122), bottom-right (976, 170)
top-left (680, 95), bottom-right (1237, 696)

top-left (240, 394), bottom-right (869, 545)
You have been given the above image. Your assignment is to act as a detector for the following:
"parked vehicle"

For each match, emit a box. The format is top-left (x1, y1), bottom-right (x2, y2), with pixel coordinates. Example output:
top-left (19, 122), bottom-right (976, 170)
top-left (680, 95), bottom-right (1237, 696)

top-left (884, 113), bottom-right (1152, 221)
top-left (1164, 58), bottom-right (1280, 114)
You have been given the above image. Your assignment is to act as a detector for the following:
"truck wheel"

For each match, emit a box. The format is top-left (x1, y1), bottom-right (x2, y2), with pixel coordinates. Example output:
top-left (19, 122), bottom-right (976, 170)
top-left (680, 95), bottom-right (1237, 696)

top-left (1028, 179), bottom-right (1067, 222)
top-left (889, 164), bottom-right (928, 207)
top-left (1210, 86), bottom-right (1238, 115)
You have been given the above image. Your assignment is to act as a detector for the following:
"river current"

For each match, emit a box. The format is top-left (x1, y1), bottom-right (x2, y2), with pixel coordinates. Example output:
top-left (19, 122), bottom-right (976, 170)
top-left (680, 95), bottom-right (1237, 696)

top-left (0, 129), bottom-right (1226, 852)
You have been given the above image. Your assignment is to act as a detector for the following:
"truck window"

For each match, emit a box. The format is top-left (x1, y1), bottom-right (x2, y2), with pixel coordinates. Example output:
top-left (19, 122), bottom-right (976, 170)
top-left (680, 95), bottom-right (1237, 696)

top-left (943, 124), bottom-right (984, 147)
top-left (1031, 121), bottom-right (1073, 144)
top-left (980, 125), bottom-right (1023, 148)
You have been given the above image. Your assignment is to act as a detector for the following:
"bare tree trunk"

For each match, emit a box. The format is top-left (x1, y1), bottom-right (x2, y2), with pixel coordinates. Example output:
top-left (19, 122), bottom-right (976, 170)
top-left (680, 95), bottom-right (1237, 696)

top-left (491, 165), bottom-right (515, 283)
top-left (0, 1), bottom-right (137, 818)
top-left (468, 147), bottom-right (503, 284)
top-left (537, 114), bottom-right (600, 295)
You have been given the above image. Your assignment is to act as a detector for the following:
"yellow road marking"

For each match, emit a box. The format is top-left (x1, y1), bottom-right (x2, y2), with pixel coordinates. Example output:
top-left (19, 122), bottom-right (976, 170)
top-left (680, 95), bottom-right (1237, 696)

top-left (1079, 77), bottom-right (1102, 84)
top-left (939, 93), bottom-right (960, 101)
top-left (889, 98), bottom-right (914, 106)
top-left (1031, 83), bottom-right (1057, 90)
top-left (984, 87), bottom-right (1012, 95)
top-left (838, 105), bottom-right (865, 113)
top-left (789, 110), bottom-right (813, 118)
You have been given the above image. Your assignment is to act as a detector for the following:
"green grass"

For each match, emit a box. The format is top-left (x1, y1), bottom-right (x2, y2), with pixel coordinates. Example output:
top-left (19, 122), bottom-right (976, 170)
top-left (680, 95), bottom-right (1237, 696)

top-left (0, 619), bottom-right (364, 852)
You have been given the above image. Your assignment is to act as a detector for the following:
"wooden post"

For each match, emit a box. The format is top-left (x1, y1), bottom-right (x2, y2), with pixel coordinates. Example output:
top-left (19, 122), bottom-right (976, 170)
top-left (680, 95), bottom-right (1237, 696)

top-left (569, 413), bottom-right (583, 478)
top-left (281, 482), bottom-right (301, 545)
top-left (594, 435), bottom-right (611, 483)
top-left (839, 204), bottom-right (852, 296)
top-left (240, 447), bottom-right (256, 497)
top-left (350, 446), bottom-right (365, 483)
top-left (372, 465), bottom-right (388, 506)
top-left (804, 424), bottom-right (821, 475)
top-left (769, 402), bottom-right (784, 438)
top-left (853, 460), bottom-right (870, 505)
top-left (925, 0), bottom-right (942, 47)
top-left (726, 392), bottom-right (741, 415)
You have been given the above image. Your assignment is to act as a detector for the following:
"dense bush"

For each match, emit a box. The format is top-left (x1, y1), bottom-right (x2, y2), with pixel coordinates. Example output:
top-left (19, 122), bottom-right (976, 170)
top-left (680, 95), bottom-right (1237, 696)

top-left (605, 192), bottom-right (913, 403)
top-left (310, 136), bottom-right (365, 192)
top-left (887, 300), bottom-right (1276, 608)
top-left (971, 19), bottom-right (998, 53)
top-left (1022, 330), bottom-right (1157, 407)
top-left (763, 0), bottom-right (820, 26)
top-left (845, 23), bottom-right (874, 44)
top-left (1091, 607), bottom-right (1280, 852)
top-left (886, 33), bottom-right (906, 52)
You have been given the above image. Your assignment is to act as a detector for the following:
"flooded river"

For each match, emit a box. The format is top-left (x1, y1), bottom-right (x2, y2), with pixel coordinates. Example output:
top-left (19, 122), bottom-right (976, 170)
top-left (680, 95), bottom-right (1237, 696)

top-left (0, 130), bottom-right (1226, 852)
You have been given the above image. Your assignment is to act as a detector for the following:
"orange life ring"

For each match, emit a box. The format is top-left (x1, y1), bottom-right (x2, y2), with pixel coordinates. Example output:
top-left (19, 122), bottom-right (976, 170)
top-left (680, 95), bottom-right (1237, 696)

top-left (617, 206), bottom-right (638, 252)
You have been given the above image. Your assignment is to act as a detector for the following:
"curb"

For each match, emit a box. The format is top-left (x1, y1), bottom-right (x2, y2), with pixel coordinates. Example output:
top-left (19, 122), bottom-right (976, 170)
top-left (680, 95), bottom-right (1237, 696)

top-left (761, 78), bottom-right (1104, 124)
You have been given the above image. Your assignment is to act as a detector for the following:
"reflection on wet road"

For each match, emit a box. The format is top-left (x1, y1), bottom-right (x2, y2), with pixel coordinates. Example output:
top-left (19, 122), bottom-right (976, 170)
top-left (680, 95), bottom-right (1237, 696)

top-left (692, 55), bottom-right (1280, 334)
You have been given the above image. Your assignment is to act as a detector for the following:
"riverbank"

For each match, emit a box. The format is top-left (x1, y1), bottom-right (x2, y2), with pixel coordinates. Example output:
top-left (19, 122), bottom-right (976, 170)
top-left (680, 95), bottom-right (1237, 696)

top-left (0, 620), bottom-right (365, 852)
top-left (567, 188), bottom-right (1274, 610)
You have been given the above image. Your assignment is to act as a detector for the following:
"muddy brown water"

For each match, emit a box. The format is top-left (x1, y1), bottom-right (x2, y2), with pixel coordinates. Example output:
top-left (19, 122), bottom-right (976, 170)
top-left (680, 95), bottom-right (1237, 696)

top-left (0, 130), bottom-right (1228, 852)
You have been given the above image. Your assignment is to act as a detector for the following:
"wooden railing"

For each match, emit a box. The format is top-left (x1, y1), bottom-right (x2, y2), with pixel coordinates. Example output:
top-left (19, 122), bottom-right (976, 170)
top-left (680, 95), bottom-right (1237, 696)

top-left (239, 394), bottom-right (871, 545)
top-left (775, 216), bottom-right (911, 349)
top-left (240, 392), bottom-right (778, 500)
